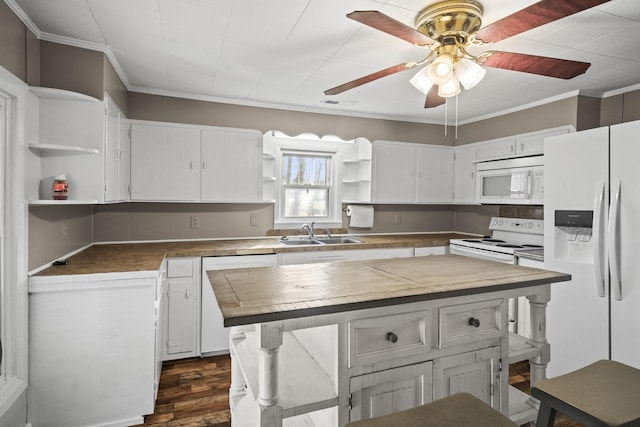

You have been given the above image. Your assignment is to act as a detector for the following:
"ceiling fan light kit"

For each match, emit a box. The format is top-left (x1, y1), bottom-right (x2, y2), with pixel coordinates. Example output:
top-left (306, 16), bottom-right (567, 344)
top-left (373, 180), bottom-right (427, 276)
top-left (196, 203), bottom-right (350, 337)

top-left (324, 0), bottom-right (610, 110)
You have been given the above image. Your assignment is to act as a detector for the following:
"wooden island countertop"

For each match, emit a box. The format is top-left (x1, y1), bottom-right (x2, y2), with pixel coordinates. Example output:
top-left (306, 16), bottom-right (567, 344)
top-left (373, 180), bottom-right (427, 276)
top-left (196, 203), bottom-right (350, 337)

top-left (208, 254), bottom-right (570, 327)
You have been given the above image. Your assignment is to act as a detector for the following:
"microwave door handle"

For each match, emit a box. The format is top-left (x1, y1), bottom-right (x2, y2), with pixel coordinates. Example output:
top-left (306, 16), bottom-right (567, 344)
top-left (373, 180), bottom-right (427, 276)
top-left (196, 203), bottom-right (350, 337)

top-left (608, 181), bottom-right (622, 301)
top-left (593, 182), bottom-right (606, 297)
top-left (526, 170), bottom-right (532, 199)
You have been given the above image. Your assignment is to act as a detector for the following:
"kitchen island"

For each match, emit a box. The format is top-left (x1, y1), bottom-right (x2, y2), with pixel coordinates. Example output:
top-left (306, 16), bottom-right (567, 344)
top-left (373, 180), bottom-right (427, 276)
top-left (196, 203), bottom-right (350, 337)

top-left (208, 254), bottom-right (570, 427)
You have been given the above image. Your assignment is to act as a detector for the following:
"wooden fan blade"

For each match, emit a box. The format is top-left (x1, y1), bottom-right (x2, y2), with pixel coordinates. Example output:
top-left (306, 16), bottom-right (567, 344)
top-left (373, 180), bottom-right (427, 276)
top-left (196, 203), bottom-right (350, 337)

top-left (348, 10), bottom-right (434, 47)
top-left (475, 0), bottom-right (611, 43)
top-left (482, 51), bottom-right (590, 79)
top-left (425, 86), bottom-right (445, 108)
top-left (324, 63), bottom-right (414, 95)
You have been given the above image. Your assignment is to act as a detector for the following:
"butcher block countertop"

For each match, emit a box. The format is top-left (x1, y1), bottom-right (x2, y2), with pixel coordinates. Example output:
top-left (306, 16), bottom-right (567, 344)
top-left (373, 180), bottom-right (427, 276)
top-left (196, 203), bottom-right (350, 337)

top-left (32, 233), bottom-right (471, 276)
top-left (208, 254), bottom-right (570, 327)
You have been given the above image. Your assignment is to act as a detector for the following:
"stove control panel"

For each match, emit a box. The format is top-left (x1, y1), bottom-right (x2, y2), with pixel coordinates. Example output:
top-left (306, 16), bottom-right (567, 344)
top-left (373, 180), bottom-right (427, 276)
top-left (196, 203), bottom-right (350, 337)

top-left (490, 217), bottom-right (544, 235)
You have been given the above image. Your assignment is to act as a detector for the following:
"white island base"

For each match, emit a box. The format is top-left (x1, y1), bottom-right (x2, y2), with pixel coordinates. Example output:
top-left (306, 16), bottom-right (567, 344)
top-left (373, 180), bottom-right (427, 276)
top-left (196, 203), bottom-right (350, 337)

top-left (207, 255), bottom-right (567, 427)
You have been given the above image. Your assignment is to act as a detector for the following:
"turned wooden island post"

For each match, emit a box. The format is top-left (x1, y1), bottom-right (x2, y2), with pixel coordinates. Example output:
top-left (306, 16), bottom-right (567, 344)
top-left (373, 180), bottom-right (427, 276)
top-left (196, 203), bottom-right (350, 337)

top-left (208, 254), bottom-right (570, 427)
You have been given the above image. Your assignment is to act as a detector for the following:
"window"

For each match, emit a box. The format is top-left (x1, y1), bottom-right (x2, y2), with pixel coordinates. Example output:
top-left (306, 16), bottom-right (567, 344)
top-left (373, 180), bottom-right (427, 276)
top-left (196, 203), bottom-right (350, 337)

top-left (282, 153), bottom-right (330, 218)
top-left (271, 133), bottom-right (351, 229)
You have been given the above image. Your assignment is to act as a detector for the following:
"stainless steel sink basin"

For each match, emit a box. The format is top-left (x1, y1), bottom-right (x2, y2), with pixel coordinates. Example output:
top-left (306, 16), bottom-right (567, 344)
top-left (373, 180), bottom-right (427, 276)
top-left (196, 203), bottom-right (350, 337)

top-left (312, 237), bottom-right (363, 244)
top-left (279, 238), bottom-right (323, 246)
top-left (279, 236), bottom-right (362, 245)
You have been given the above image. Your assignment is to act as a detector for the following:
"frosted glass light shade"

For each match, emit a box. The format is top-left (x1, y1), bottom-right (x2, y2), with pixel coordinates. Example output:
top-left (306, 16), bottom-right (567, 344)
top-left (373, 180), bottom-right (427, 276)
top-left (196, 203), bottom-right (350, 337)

top-left (426, 54), bottom-right (454, 84)
top-left (438, 76), bottom-right (461, 97)
top-left (409, 66), bottom-right (434, 94)
top-left (455, 58), bottom-right (486, 89)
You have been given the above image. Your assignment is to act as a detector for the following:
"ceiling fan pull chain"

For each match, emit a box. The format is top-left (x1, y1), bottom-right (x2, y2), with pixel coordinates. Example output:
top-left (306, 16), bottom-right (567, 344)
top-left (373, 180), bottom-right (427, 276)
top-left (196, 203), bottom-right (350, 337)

top-left (444, 97), bottom-right (448, 137)
top-left (455, 95), bottom-right (459, 140)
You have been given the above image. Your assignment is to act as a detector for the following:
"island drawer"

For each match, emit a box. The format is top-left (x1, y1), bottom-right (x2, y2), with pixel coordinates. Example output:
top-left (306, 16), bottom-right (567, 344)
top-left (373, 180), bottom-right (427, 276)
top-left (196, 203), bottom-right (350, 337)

top-left (348, 310), bottom-right (431, 367)
top-left (438, 299), bottom-right (505, 348)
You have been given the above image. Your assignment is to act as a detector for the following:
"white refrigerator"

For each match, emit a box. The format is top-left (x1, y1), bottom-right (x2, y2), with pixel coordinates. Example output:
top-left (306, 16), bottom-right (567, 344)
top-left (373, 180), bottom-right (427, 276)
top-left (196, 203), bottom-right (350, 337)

top-left (544, 120), bottom-right (640, 377)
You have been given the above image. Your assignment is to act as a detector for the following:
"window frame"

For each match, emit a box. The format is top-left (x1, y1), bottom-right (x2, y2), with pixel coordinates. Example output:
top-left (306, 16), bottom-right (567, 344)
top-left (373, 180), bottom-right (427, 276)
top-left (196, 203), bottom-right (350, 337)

top-left (273, 136), bottom-right (348, 229)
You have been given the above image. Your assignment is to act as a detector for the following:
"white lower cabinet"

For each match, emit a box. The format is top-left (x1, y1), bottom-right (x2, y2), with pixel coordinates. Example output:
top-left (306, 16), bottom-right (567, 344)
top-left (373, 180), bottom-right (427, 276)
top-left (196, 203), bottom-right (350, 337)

top-left (433, 347), bottom-right (502, 409)
top-left (349, 361), bottom-right (434, 421)
top-left (28, 272), bottom-right (160, 427)
top-left (163, 257), bottom-right (200, 360)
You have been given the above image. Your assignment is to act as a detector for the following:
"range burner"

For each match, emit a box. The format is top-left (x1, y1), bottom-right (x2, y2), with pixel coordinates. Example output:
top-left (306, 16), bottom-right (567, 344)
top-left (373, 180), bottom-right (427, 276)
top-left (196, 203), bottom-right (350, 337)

top-left (496, 243), bottom-right (524, 248)
top-left (482, 238), bottom-right (506, 243)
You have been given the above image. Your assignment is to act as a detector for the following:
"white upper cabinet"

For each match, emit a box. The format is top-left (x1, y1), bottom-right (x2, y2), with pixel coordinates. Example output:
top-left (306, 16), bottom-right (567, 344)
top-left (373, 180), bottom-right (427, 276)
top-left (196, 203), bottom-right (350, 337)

top-left (130, 122), bottom-right (201, 201)
top-left (130, 121), bottom-right (263, 202)
top-left (372, 140), bottom-right (453, 204)
top-left (26, 87), bottom-right (129, 204)
top-left (475, 126), bottom-right (574, 162)
top-left (453, 144), bottom-right (477, 204)
top-left (475, 136), bottom-right (517, 162)
top-left (340, 137), bottom-right (372, 203)
top-left (372, 141), bottom-right (416, 203)
top-left (201, 128), bottom-right (262, 202)
top-left (416, 144), bottom-right (454, 203)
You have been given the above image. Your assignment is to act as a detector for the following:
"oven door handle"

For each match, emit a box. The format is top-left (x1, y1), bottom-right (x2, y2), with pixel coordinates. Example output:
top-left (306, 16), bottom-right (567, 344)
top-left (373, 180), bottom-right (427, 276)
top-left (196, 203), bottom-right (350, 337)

top-left (593, 181), bottom-right (606, 298)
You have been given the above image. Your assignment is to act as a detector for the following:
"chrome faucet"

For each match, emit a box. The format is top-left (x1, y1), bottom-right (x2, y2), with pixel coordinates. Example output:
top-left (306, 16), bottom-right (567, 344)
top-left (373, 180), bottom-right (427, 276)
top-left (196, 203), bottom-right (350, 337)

top-left (301, 222), bottom-right (315, 238)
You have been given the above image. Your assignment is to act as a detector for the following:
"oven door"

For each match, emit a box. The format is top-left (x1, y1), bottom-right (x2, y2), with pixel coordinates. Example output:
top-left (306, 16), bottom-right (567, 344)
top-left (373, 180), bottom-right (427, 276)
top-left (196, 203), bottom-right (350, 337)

top-left (449, 244), bottom-right (515, 264)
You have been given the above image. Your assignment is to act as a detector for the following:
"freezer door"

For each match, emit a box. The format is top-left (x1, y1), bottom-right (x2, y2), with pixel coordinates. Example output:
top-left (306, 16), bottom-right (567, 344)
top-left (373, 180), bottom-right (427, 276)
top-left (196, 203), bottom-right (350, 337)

top-left (543, 127), bottom-right (610, 377)
top-left (609, 121), bottom-right (640, 369)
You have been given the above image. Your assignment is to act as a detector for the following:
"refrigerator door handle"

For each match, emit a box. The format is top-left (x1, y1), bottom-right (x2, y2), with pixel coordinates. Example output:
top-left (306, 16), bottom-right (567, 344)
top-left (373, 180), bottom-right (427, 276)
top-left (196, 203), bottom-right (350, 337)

top-left (608, 181), bottom-right (622, 301)
top-left (593, 182), bottom-right (606, 297)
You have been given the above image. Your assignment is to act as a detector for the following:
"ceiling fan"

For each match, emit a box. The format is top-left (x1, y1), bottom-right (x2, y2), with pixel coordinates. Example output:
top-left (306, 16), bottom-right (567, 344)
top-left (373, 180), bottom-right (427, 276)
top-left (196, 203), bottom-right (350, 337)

top-left (324, 0), bottom-right (611, 108)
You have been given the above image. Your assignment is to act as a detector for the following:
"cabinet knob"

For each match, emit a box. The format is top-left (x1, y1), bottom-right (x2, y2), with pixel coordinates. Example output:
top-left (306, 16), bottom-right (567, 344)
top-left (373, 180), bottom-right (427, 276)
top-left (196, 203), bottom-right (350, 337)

top-left (386, 332), bottom-right (398, 343)
top-left (468, 317), bottom-right (480, 328)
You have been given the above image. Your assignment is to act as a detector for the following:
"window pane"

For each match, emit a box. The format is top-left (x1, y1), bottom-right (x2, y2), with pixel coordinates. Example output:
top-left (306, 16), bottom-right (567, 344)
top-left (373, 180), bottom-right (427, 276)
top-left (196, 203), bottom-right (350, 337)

top-left (282, 154), bottom-right (327, 186)
top-left (284, 188), bottom-right (328, 217)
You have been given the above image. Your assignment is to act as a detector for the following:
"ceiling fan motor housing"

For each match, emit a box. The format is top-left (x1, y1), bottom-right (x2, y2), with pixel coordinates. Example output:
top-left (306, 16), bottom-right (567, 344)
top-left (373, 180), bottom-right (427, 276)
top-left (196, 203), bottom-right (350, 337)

top-left (415, 0), bottom-right (484, 43)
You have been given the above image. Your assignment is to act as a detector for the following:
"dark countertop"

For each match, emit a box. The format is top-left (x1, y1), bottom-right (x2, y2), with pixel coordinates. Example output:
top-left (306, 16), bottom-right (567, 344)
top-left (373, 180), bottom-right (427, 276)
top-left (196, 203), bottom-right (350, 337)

top-left (33, 232), bottom-right (475, 276)
top-left (208, 254), bottom-right (571, 326)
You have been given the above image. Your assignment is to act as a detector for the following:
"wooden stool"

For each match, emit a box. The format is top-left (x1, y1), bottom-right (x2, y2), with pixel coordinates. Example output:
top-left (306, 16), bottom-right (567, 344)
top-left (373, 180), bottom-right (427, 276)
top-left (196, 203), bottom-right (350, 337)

top-left (345, 392), bottom-right (518, 427)
top-left (532, 359), bottom-right (640, 427)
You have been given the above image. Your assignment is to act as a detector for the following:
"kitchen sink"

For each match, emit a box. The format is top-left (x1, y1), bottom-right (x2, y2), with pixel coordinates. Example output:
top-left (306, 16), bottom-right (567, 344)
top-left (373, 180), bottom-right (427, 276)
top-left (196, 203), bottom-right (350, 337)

top-left (279, 236), bottom-right (363, 245)
top-left (312, 237), bottom-right (362, 244)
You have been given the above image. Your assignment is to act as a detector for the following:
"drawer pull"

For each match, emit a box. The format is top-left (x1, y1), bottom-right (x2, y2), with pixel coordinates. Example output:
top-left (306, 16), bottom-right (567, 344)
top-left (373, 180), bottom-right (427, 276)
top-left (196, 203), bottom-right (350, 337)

top-left (468, 317), bottom-right (481, 328)
top-left (386, 332), bottom-right (399, 343)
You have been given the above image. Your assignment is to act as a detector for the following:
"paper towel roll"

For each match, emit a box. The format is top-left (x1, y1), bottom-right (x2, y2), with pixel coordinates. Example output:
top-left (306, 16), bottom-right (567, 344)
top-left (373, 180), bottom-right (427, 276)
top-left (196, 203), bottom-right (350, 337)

top-left (346, 205), bottom-right (374, 228)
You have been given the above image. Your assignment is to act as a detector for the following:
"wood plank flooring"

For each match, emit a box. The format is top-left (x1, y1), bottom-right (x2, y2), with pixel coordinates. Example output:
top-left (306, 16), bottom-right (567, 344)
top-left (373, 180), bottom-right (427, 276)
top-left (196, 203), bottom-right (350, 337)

top-left (134, 356), bottom-right (581, 427)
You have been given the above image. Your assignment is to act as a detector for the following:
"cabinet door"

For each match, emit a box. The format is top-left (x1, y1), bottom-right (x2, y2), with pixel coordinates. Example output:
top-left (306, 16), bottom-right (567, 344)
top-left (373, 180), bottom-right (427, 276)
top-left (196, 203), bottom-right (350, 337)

top-left (433, 346), bottom-right (501, 410)
top-left (416, 145), bottom-right (454, 203)
top-left (516, 127), bottom-right (570, 157)
top-left (166, 277), bottom-right (198, 358)
top-left (201, 128), bottom-right (262, 201)
top-left (453, 144), bottom-right (477, 204)
top-left (164, 258), bottom-right (199, 360)
top-left (350, 361), bottom-right (433, 422)
top-left (130, 123), bottom-right (201, 201)
top-left (475, 137), bottom-right (516, 162)
top-left (104, 96), bottom-right (129, 202)
top-left (372, 141), bottom-right (416, 203)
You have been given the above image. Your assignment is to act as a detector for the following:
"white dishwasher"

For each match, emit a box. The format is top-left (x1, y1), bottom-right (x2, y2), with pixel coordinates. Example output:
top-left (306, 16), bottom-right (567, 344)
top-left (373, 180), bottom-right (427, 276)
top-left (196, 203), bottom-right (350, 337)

top-left (201, 254), bottom-right (277, 355)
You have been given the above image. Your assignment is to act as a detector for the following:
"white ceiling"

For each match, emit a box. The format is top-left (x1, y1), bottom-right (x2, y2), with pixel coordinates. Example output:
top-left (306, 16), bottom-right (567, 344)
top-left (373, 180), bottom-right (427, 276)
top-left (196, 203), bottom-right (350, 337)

top-left (9, 0), bottom-right (640, 124)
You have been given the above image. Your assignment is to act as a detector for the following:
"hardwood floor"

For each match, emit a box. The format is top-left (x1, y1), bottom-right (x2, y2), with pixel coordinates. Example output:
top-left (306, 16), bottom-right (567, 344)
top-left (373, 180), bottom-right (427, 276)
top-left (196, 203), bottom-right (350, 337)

top-left (135, 356), bottom-right (581, 427)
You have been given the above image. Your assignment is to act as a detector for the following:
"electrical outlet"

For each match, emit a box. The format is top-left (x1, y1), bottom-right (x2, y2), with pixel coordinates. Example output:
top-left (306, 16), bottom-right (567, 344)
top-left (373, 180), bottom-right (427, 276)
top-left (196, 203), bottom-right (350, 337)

top-left (61, 221), bottom-right (68, 240)
top-left (250, 213), bottom-right (259, 226)
top-left (394, 214), bottom-right (402, 225)
top-left (190, 216), bottom-right (200, 229)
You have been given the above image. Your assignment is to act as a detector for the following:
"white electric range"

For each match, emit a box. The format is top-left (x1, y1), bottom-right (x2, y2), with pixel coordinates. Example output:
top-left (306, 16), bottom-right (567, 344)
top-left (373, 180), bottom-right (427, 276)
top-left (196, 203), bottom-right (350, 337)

top-left (449, 217), bottom-right (544, 264)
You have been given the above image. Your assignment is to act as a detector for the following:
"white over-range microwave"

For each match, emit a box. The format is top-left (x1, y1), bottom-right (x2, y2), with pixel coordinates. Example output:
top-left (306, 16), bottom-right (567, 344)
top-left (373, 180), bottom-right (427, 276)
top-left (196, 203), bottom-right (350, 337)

top-left (475, 156), bottom-right (544, 204)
